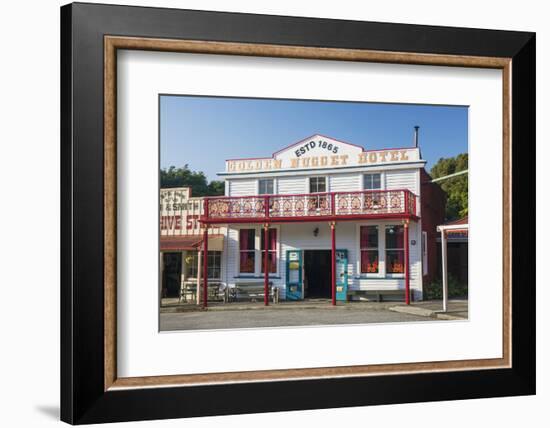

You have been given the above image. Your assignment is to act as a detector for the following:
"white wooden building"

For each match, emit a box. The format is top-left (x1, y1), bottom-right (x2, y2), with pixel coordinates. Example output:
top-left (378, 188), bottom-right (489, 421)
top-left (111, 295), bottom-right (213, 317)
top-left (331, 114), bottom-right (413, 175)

top-left (199, 134), bottom-right (430, 305)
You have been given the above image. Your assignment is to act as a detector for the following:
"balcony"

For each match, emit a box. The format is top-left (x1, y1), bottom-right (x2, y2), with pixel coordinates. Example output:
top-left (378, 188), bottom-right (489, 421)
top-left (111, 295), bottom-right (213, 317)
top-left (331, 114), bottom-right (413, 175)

top-left (202, 189), bottom-right (418, 224)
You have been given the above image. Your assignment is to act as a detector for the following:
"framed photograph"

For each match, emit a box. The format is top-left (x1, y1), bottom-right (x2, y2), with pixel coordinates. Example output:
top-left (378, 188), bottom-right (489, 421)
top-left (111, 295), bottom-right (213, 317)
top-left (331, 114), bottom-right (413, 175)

top-left (61, 2), bottom-right (535, 424)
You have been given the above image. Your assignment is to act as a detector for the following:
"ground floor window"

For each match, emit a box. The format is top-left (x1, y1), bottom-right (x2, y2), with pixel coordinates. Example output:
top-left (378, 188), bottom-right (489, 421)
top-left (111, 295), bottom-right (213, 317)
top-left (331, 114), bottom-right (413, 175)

top-left (239, 228), bottom-right (256, 273)
top-left (360, 225), bottom-right (379, 273)
top-left (385, 225), bottom-right (405, 273)
top-left (185, 250), bottom-right (222, 279)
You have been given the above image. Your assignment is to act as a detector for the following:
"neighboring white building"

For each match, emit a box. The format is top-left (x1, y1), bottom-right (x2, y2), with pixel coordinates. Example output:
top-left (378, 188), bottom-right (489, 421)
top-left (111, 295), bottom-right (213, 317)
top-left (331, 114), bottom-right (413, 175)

top-left (200, 134), bottom-right (428, 304)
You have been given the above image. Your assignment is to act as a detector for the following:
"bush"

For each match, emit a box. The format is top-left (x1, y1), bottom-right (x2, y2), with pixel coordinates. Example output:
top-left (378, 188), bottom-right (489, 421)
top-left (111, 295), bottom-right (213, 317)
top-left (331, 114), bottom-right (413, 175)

top-left (424, 274), bottom-right (468, 300)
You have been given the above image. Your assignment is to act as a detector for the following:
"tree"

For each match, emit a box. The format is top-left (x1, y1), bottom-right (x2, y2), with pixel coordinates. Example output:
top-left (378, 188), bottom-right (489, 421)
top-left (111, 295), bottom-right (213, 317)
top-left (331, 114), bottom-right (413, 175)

top-left (160, 165), bottom-right (224, 196)
top-left (430, 153), bottom-right (468, 220)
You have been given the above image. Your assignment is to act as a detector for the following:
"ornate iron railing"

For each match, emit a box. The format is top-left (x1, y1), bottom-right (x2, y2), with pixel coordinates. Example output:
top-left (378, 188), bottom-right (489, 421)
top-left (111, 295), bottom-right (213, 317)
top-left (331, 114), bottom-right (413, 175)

top-left (203, 189), bottom-right (418, 223)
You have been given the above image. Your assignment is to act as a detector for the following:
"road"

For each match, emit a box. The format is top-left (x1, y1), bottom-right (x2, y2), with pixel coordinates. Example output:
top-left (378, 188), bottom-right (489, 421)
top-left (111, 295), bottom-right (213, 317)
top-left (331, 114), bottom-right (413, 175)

top-left (160, 306), bottom-right (440, 331)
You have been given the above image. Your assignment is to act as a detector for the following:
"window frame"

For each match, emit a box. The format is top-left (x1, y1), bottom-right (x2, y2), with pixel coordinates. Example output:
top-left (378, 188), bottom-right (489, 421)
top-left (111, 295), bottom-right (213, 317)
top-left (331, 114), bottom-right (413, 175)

top-left (363, 173), bottom-right (382, 190)
top-left (356, 223), bottom-right (384, 278)
top-left (359, 225), bottom-right (380, 274)
top-left (184, 250), bottom-right (222, 280)
top-left (385, 224), bottom-right (406, 277)
top-left (309, 176), bottom-right (327, 194)
top-left (238, 228), bottom-right (256, 275)
top-left (258, 178), bottom-right (275, 195)
top-left (235, 225), bottom-right (280, 276)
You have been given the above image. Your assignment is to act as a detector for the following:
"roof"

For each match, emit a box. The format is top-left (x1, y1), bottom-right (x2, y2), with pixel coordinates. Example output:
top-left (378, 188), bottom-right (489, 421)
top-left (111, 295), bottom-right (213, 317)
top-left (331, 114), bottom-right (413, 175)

top-left (160, 234), bottom-right (224, 251)
top-left (160, 235), bottom-right (203, 251)
top-left (437, 216), bottom-right (468, 237)
top-left (444, 216), bottom-right (468, 226)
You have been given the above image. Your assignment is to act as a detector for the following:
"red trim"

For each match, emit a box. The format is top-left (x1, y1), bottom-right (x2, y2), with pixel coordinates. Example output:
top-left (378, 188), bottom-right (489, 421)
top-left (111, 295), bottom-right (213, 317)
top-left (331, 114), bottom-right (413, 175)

top-left (203, 228), bottom-right (208, 308)
top-left (271, 134), bottom-right (368, 157)
top-left (225, 132), bottom-right (417, 163)
top-left (226, 134), bottom-right (368, 163)
top-left (404, 223), bottom-right (410, 305)
top-left (446, 228), bottom-right (469, 235)
top-left (225, 156), bottom-right (272, 162)
top-left (331, 223), bottom-right (336, 306)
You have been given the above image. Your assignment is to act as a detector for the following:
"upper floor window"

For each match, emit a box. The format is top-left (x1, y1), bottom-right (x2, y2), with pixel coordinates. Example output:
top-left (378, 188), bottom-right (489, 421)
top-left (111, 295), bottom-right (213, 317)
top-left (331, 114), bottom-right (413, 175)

top-left (309, 176), bottom-right (327, 193)
top-left (363, 173), bottom-right (381, 190)
top-left (258, 179), bottom-right (274, 195)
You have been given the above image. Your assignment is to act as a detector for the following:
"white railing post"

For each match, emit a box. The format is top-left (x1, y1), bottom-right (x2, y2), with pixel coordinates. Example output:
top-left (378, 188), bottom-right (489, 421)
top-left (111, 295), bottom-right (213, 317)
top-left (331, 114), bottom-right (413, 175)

top-left (440, 228), bottom-right (448, 312)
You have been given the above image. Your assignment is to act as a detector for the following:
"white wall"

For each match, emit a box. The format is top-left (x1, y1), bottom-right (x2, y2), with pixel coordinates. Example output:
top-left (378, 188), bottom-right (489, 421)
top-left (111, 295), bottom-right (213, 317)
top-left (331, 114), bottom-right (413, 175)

top-left (278, 176), bottom-right (307, 194)
top-left (385, 168), bottom-right (419, 193)
top-left (227, 178), bottom-right (256, 196)
top-left (227, 168), bottom-right (419, 195)
top-left (329, 173), bottom-right (361, 192)
top-left (226, 221), bottom-right (423, 300)
top-left (1, 1), bottom-right (545, 428)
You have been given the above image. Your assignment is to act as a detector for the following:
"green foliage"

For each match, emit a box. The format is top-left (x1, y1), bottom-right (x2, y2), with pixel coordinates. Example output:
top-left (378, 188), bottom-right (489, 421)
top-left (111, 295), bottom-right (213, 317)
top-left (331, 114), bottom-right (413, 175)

top-left (160, 165), bottom-right (224, 196)
top-left (424, 274), bottom-right (468, 300)
top-left (430, 153), bottom-right (468, 220)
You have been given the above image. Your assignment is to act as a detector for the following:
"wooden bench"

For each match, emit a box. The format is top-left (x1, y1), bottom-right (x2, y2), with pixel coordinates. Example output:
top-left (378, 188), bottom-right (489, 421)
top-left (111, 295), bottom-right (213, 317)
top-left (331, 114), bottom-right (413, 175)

top-left (347, 289), bottom-right (415, 303)
top-left (230, 281), bottom-right (279, 304)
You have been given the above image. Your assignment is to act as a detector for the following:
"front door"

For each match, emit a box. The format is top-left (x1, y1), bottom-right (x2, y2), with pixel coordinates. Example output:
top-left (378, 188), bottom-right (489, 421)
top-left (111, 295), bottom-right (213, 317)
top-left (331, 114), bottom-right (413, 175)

top-left (286, 250), bottom-right (303, 300)
top-left (304, 250), bottom-right (332, 298)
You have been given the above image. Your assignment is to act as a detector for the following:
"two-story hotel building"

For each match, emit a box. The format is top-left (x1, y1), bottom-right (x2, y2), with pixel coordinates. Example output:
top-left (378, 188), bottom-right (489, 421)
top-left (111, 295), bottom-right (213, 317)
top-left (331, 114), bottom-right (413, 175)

top-left (198, 134), bottom-right (445, 306)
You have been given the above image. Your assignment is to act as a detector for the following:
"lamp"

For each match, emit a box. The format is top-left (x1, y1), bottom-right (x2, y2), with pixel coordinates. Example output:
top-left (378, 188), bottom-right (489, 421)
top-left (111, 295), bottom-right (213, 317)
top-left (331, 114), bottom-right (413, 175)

top-left (313, 227), bottom-right (319, 237)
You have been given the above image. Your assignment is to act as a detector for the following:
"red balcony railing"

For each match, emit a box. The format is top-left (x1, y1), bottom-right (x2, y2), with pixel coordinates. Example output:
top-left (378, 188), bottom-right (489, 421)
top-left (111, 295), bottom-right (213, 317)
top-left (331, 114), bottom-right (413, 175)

top-left (202, 189), bottom-right (418, 223)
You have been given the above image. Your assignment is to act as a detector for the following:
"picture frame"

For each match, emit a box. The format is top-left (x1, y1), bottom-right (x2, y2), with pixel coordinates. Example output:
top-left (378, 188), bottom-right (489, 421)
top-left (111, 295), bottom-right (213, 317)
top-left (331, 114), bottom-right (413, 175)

top-left (61, 2), bottom-right (535, 424)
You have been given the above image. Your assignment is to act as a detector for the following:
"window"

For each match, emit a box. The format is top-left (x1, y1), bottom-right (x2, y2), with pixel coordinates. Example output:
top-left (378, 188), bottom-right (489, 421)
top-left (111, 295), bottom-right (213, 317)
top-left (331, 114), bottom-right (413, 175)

top-left (239, 229), bottom-right (255, 273)
top-left (385, 225), bottom-right (405, 274)
top-left (207, 252), bottom-right (221, 279)
top-left (258, 179), bottom-right (274, 195)
top-left (360, 226), bottom-right (379, 273)
top-left (309, 176), bottom-right (326, 193)
top-left (260, 228), bottom-right (277, 273)
top-left (422, 231), bottom-right (428, 276)
top-left (184, 251), bottom-right (221, 279)
top-left (363, 173), bottom-right (381, 190)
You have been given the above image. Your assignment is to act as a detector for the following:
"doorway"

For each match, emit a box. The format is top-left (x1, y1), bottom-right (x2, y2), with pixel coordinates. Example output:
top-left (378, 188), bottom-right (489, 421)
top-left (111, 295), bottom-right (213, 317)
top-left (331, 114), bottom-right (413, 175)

top-left (162, 252), bottom-right (182, 298)
top-left (304, 250), bottom-right (331, 298)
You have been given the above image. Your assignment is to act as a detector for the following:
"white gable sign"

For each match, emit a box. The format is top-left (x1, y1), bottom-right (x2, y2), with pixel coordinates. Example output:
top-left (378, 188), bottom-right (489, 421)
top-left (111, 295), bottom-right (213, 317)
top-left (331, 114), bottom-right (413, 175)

top-left (225, 135), bottom-right (420, 173)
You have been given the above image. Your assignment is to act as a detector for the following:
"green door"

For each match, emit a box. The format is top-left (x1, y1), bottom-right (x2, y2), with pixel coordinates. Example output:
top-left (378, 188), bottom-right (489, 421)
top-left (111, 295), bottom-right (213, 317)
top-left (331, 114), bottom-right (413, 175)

top-left (286, 250), bottom-right (303, 300)
top-left (335, 249), bottom-right (348, 301)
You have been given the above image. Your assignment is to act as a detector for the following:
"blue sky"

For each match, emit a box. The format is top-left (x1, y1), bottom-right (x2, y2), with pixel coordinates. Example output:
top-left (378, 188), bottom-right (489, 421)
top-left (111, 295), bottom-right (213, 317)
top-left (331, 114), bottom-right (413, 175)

top-left (160, 95), bottom-right (468, 181)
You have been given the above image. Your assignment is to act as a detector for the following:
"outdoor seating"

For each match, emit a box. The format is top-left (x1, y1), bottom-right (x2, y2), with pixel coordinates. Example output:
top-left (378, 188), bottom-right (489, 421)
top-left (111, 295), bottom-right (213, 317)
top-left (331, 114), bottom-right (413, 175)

top-left (346, 289), bottom-right (415, 303)
top-left (230, 282), bottom-right (279, 303)
top-left (180, 281), bottom-right (228, 303)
